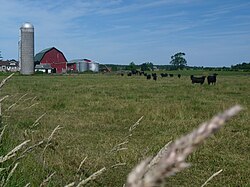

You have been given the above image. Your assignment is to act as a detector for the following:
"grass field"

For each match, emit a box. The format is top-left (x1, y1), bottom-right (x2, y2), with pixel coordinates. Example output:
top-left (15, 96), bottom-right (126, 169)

top-left (0, 71), bottom-right (249, 186)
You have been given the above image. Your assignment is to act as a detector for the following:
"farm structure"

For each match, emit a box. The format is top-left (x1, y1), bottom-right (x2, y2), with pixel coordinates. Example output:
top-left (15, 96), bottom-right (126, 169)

top-left (67, 59), bottom-right (99, 73)
top-left (35, 63), bottom-right (53, 73)
top-left (34, 47), bottom-right (67, 74)
top-left (0, 59), bottom-right (19, 72)
top-left (19, 22), bottom-right (34, 75)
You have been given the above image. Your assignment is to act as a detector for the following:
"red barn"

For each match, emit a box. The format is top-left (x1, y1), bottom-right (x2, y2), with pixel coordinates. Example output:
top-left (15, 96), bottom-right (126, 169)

top-left (34, 47), bottom-right (67, 73)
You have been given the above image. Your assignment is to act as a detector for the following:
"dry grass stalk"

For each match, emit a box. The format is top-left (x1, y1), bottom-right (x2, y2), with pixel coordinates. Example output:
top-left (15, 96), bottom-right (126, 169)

top-left (39, 172), bottom-right (56, 187)
top-left (115, 147), bottom-right (128, 152)
top-left (0, 140), bottom-right (30, 163)
top-left (21, 96), bottom-right (38, 104)
top-left (0, 95), bottom-right (9, 103)
top-left (23, 102), bottom-right (39, 110)
top-left (16, 140), bottom-right (44, 161)
top-left (76, 167), bottom-right (106, 187)
top-left (77, 156), bottom-right (88, 173)
top-left (129, 116), bottom-right (144, 132)
top-left (64, 182), bottom-right (75, 187)
top-left (22, 97), bottom-right (33, 102)
top-left (123, 134), bottom-right (133, 140)
top-left (0, 96), bottom-right (9, 121)
top-left (0, 125), bottom-right (7, 142)
top-left (146, 140), bottom-right (172, 171)
top-left (7, 103), bottom-right (17, 111)
top-left (30, 96), bottom-right (37, 103)
top-left (201, 169), bottom-right (223, 187)
top-left (47, 125), bottom-right (63, 142)
top-left (125, 105), bottom-right (242, 187)
top-left (0, 73), bottom-right (14, 89)
top-left (42, 125), bottom-right (62, 155)
top-left (24, 183), bottom-right (30, 187)
top-left (126, 158), bottom-right (152, 187)
top-left (30, 113), bottom-right (46, 128)
top-left (42, 125), bottom-right (62, 167)
top-left (111, 116), bottom-right (143, 157)
top-left (3, 162), bottom-right (19, 187)
top-left (111, 162), bottom-right (126, 168)
top-left (7, 93), bottom-right (28, 111)
top-left (110, 140), bottom-right (129, 153)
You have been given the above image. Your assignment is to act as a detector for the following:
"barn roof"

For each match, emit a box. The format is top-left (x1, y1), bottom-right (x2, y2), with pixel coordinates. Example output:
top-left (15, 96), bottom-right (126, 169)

top-left (67, 59), bottom-right (94, 64)
top-left (34, 47), bottom-right (53, 63)
top-left (34, 47), bottom-right (67, 64)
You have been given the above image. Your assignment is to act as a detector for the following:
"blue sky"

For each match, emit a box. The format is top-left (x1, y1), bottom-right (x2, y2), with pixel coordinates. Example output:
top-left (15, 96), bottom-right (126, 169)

top-left (0, 0), bottom-right (250, 67)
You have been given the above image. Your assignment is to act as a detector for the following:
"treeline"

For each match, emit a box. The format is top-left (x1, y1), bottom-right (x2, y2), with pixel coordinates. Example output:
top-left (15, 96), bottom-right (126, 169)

top-left (100, 62), bottom-right (250, 72)
top-left (231, 62), bottom-right (250, 70)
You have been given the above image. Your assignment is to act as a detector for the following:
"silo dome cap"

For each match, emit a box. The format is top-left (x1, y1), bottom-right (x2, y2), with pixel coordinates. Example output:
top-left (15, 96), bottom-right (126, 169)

top-left (21, 22), bottom-right (34, 29)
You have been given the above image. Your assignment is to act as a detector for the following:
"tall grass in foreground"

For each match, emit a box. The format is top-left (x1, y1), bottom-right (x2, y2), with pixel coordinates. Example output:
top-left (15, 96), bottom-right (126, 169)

top-left (125, 105), bottom-right (242, 187)
top-left (0, 72), bottom-right (249, 186)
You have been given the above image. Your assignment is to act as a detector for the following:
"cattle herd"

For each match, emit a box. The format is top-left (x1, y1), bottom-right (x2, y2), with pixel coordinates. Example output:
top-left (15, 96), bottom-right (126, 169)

top-left (121, 70), bottom-right (218, 85)
top-left (190, 73), bottom-right (218, 85)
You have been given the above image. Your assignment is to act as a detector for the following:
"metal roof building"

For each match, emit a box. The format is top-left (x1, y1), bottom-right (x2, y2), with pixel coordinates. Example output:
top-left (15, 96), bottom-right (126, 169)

top-left (67, 59), bottom-right (99, 73)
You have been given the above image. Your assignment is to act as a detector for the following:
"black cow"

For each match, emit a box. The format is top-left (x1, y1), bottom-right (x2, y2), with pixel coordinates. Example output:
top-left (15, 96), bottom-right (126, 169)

top-left (160, 73), bottom-right (168, 77)
top-left (190, 75), bottom-right (206, 85)
top-left (152, 73), bottom-right (157, 81)
top-left (207, 73), bottom-right (218, 85)
top-left (139, 71), bottom-right (144, 76)
top-left (178, 74), bottom-right (181, 78)
top-left (152, 73), bottom-right (157, 77)
top-left (121, 73), bottom-right (124, 76)
top-left (146, 74), bottom-right (151, 80)
top-left (131, 70), bottom-right (139, 75)
top-left (127, 72), bottom-right (132, 76)
top-left (169, 74), bottom-right (174, 77)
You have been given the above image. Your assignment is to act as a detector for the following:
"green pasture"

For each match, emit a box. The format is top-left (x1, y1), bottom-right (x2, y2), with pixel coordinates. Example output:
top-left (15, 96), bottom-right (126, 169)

top-left (0, 71), bottom-right (249, 186)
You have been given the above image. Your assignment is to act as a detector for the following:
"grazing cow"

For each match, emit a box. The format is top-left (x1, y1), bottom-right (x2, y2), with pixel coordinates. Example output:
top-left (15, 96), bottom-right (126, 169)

top-left (152, 73), bottom-right (157, 81)
top-left (152, 73), bottom-right (157, 77)
top-left (190, 75), bottom-right (206, 85)
top-left (121, 73), bottom-right (124, 76)
top-left (131, 70), bottom-right (139, 75)
top-left (178, 74), bottom-right (181, 78)
top-left (139, 71), bottom-right (144, 76)
top-left (169, 74), bottom-right (174, 77)
top-left (207, 73), bottom-right (218, 85)
top-left (127, 72), bottom-right (132, 76)
top-left (146, 74), bottom-right (151, 80)
top-left (160, 73), bottom-right (168, 77)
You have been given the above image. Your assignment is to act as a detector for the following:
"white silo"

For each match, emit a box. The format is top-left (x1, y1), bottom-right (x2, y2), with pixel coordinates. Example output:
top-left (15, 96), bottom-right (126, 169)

top-left (19, 22), bottom-right (34, 75)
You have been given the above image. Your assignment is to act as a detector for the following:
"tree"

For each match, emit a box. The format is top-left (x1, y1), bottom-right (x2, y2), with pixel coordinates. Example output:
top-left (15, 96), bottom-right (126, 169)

top-left (231, 62), bottom-right (250, 70)
top-left (0, 51), bottom-right (3, 60)
top-left (170, 52), bottom-right (187, 69)
top-left (140, 62), bottom-right (154, 71)
top-left (127, 62), bottom-right (137, 71)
